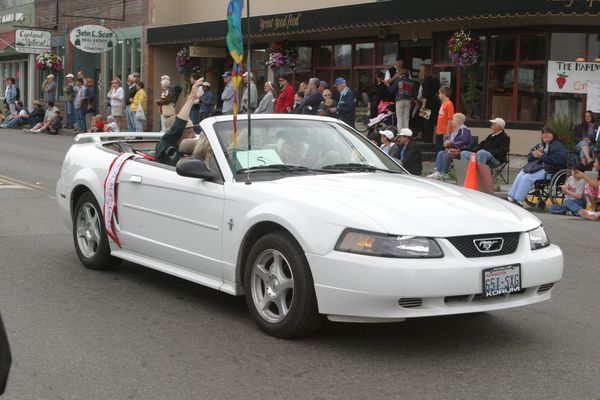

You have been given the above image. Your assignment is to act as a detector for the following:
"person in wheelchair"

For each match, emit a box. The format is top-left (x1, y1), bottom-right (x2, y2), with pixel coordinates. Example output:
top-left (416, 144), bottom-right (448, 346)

top-left (460, 117), bottom-right (509, 168)
top-left (507, 126), bottom-right (566, 206)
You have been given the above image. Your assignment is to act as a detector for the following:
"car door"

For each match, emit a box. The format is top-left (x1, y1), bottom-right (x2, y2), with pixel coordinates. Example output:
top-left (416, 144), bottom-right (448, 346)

top-left (115, 158), bottom-right (225, 281)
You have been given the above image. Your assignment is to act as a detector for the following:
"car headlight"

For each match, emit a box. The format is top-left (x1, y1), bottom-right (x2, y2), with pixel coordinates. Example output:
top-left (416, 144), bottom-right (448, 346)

top-left (529, 225), bottom-right (550, 250)
top-left (335, 229), bottom-right (443, 258)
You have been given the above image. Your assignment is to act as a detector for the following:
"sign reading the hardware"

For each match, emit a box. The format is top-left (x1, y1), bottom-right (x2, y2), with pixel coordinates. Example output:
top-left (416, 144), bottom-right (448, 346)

top-left (70, 25), bottom-right (115, 53)
top-left (15, 29), bottom-right (51, 54)
top-left (547, 60), bottom-right (600, 93)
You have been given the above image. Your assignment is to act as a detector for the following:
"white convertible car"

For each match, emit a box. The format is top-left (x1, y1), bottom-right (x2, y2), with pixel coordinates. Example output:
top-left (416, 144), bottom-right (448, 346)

top-left (56, 115), bottom-right (563, 338)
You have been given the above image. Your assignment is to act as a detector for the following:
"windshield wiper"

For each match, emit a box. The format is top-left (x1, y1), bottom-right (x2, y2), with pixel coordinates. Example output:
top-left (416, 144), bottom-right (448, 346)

top-left (236, 164), bottom-right (336, 174)
top-left (321, 163), bottom-right (401, 173)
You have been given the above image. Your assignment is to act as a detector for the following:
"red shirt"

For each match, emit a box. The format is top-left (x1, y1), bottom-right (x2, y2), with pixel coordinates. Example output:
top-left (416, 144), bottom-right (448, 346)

top-left (275, 84), bottom-right (295, 113)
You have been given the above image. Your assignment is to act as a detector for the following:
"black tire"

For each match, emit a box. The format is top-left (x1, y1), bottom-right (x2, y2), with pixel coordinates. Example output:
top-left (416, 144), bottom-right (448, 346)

top-left (550, 169), bottom-right (569, 206)
top-left (536, 200), bottom-right (546, 212)
top-left (72, 191), bottom-right (122, 270)
top-left (244, 232), bottom-right (323, 338)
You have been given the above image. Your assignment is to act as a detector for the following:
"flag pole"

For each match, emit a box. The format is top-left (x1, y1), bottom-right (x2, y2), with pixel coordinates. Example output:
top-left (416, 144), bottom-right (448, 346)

top-left (245, 0), bottom-right (252, 184)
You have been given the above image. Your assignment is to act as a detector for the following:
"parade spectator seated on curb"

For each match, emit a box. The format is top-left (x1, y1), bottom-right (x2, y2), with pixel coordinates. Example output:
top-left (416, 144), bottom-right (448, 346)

top-left (105, 115), bottom-right (120, 132)
top-left (379, 129), bottom-right (400, 158)
top-left (549, 163), bottom-right (587, 215)
top-left (154, 80), bottom-right (202, 166)
top-left (0, 101), bottom-right (28, 129)
top-left (90, 114), bottom-right (105, 132)
top-left (397, 128), bottom-right (423, 175)
top-left (575, 155), bottom-right (600, 220)
top-left (574, 111), bottom-right (597, 166)
top-left (427, 113), bottom-right (472, 179)
top-left (27, 100), bottom-right (58, 133)
top-left (25, 100), bottom-right (45, 128)
top-left (0, 105), bottom-right (9, 123)
top-left (507, 126), bottom-right (567, 207)
top-left (461, 117), bottom-right (510, 168)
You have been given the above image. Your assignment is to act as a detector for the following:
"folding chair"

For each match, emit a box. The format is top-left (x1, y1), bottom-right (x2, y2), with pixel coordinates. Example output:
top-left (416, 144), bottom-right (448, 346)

top-left (492, 152), bottom-right (510, 184)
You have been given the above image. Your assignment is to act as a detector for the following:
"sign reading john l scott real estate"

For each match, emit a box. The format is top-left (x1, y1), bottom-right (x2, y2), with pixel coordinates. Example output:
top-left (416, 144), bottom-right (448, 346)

top-left (70, 25), bottom-right (115, 53)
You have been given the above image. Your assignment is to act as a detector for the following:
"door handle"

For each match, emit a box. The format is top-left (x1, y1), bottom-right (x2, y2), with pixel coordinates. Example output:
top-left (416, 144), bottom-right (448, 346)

top-left (129, 175), bottom-right (142, 183)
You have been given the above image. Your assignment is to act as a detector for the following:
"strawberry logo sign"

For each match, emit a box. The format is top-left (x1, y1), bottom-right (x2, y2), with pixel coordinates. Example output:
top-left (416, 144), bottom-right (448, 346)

top-left (556, 72), bottom-right (568, 89)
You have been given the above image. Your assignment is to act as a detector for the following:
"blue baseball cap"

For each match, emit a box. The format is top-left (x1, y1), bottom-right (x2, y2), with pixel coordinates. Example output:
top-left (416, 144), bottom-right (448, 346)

top-left (319, 80), bottom-right (328, 88)
top-left (334, 77), bottom-right (346, 86)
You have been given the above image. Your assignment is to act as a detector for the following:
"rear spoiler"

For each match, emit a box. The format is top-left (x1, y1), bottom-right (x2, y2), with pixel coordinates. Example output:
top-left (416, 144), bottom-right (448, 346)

top-left (74, 132), bottom-right (165, 143)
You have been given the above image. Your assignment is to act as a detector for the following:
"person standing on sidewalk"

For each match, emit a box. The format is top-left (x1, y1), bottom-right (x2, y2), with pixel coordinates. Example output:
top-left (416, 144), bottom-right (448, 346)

top-left (74, 78), bottom-right (85, 132)
top-left (124, 74), bottom-right (138, 132)
top-left (241, 72), bottom-right (258, 113)
top-left (3, 78), bottom-right (17, 114)
top-left (275, 74), bottom-right (295, 113)
top-left (331, 77), bottom-right (356, 128)
top-left (220, 72), bottom-right (235, 115)
top-left (435, 85), bottom-right (454, 151)
top-left (62, 73), bottom-right (75, 129)
top-left (42, 75), bottom-right (57, 106)
top-left (107, 78), bottom-right (125, 129)
top-left (389, 69), bottom-right (415, 133)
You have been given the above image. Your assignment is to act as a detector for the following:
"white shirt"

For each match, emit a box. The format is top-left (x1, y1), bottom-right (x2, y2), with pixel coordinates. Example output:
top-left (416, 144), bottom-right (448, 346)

top-left (108, 87), bottom-right (124, 107)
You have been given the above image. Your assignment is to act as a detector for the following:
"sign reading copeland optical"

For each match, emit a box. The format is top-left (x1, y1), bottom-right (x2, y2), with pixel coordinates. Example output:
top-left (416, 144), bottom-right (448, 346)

top-left (547, 60), bottom-right (600, 93)
top-left (15, 29), bottom-right (51, 54)
top-left (70, 25), bottom-right (115, 53)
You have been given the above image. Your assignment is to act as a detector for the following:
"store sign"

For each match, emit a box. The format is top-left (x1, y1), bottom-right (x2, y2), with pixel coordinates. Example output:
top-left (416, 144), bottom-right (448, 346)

top-left (189, 46), bottom-right (226, 58)
top-left (14, 29), bottom-right (51, 54)
top-left (70, 25), bottom-right (115, 53)
top-left (547, 60), bottom-right (600, 93)
top-left (0, 13), bottom-right (24, 24)
top-left (258, 12), bottom-right (302, 33)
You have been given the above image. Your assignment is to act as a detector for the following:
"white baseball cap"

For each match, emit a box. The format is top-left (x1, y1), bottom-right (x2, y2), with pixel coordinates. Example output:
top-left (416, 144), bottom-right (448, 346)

top-left (379, 130), bottom-right (395, 140)
top-left (399, 128), bottom-right (413, 137)
top-left (201, 81), bottom-right (211, 87)
top-left (489, 117), bottom-right (506, 129)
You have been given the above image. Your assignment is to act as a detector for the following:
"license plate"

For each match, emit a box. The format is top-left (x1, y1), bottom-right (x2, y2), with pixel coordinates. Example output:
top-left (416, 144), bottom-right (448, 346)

top-left (482, 264), bottom-right (521, 297)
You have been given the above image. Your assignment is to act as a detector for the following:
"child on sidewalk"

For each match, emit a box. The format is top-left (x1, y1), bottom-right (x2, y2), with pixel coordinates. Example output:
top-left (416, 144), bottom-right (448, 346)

top-left (550, 163), bottom-right (587, 215)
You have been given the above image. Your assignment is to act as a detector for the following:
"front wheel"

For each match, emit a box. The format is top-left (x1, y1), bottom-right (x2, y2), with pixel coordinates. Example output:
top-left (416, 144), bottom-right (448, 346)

top-left (72, 191), bottom-right (122, 270)
top-left (244, 232), bottom-right (322, 338)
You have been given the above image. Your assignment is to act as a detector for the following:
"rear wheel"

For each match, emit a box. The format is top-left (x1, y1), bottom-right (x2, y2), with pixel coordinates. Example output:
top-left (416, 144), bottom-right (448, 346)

top-left (244, 232), bottom-right (322, 338)
top-left (73, 191), bottom-right (122, 270)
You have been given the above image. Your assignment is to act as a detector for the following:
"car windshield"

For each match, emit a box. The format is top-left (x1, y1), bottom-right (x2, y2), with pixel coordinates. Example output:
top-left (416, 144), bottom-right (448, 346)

top-left (212, 118), bottom-right (404, 177)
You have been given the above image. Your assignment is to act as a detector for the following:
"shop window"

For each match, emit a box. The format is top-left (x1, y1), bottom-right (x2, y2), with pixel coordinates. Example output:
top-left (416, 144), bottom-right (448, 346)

top-left (491, 36), bottom-right (516, 62)
top-left (318, 46), bottom-right (332, 66)
top-left (488, 65), bottom-right (514, 120)
top-left (588, 33), bottom-right (600, 61)
top-left (377, 42), bottom-right (397, 66)
top-left (520, 34), bottom-right (546, 61)
top-left (295, 47), bottom-right (312, 71)
top-left (352, 69), bottom-right (373, 107)
top-left (334, 44), bottom-right (352, 67)
top-left (355, 43), bottom-right (375, 65)
top-left (459, 65), bottom-right (484, 120)
top-left (551, 33), bottom-right (586, 61)
top-left (550, 93), bottom-right (584, 124)
top-left (433, 66), bottom-right (457, 101)
top-left (517, 65), bottom-right (545, 122)
top-left (435, 37), bottom-right (451, 64)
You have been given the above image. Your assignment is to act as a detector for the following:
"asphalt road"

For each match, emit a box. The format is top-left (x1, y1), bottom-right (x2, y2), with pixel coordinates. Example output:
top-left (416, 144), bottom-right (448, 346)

top-left (0, 128), bottom-right (598, 400)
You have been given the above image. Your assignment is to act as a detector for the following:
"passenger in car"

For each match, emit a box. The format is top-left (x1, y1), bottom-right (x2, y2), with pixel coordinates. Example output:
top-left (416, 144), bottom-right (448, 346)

top-left (154, 80), bottom-right (203, 165)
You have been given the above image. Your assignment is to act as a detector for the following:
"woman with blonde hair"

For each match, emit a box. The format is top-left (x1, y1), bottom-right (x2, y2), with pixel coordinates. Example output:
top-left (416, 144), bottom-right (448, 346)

top-left (155, 79), bottom-right (174, 129)
top-left (255, 81), bottom-right (275, 114)
top-left (107, 77), bottom-right (125, 128)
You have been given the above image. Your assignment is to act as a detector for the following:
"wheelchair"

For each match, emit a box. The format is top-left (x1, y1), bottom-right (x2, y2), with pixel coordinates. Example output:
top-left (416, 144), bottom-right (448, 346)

top-left (524, 169), bottom-right (570, 211)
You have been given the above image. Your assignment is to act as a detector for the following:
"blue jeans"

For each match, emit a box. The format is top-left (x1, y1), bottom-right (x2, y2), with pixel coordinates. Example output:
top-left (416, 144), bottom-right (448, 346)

top-left (77, 108), bottom-right (87, 132)
top-left (1, 117), bottom-right (24, 128)
top-left (65, 100), bottom-right (74, 128)
top-left (435, 134), bottom-right (444, 152)
top-left (508, 169), bottom-right (548, 202)
top-left (434, 150), bottom-right (456, 174)
top-left (190, 106), bottom-right (201, 134)
top-left (564, 198), bottom-right (585, 214)
top-left (126, 105), bottom-right (135, 132)
top-left (460, 150), bottom-right (501, 167)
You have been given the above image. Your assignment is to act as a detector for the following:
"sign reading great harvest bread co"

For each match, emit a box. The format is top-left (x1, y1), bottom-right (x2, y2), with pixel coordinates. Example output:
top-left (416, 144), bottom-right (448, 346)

top-left (70, 25), bottom-right (115, 53)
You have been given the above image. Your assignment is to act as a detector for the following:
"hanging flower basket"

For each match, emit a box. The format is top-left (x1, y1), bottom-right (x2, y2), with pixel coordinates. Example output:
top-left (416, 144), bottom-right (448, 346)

top-left (448, 30), bottom-right (480, 67)
top-left (175, 47), bottom-right (203, 94)
top-left (266, 41), bottom-right (298, 71)
top-left (35, 51), bottom-right (63, 73)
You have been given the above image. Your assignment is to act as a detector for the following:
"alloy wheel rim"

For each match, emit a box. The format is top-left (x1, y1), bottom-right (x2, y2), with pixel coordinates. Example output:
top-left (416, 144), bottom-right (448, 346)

top-left (76, 202), bottom-right (101, 259)
top-left (250, 249), bottom-right (295, 323)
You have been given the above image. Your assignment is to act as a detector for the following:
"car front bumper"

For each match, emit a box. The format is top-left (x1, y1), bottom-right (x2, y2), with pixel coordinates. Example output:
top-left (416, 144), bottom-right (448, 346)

top-left (307, 233), bottom-right (563, 322)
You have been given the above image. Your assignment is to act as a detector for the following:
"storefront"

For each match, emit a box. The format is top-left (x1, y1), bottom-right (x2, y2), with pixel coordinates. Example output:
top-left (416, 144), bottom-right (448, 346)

top-left (148, 0), bottom-right (600, 152)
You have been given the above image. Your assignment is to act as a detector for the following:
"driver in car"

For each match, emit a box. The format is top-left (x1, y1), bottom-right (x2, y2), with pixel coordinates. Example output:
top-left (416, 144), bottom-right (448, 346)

top-left (154, 81), bottom-right (203, 165)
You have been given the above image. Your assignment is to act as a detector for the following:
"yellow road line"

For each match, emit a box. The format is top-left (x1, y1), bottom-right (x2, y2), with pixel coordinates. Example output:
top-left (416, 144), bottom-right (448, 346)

top-left (0, 174), bottom-right (41, 190)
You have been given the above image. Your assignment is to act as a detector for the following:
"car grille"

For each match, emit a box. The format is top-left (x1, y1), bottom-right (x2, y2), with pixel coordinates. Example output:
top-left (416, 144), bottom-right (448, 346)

top-left (398, 298), bottom-right (423, 308)
top-left (537, 283), bottom-right (554, 294)
top-left (446, 232), bottom-right (520, 258)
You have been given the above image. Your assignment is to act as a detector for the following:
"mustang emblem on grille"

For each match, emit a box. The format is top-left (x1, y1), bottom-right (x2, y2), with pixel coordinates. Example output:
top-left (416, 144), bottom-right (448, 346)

top-left (473, 238), bottom-right (504, 253)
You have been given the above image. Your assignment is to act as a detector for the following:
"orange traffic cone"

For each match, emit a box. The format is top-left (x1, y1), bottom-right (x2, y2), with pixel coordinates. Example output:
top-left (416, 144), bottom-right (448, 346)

top-left (464, 152), bottom-right (478, 191)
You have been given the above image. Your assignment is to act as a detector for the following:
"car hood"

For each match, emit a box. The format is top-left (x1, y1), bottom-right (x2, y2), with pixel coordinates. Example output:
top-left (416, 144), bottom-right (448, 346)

top-left (256, 173), bottom-right (541, 237)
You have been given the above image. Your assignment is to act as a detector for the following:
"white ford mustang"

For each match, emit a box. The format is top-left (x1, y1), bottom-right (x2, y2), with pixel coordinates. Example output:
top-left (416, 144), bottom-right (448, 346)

top-left (56, 114), bottom-right (563, 338)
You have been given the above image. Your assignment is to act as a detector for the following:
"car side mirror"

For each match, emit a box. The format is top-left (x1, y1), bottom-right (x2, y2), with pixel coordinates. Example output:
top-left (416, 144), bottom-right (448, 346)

top-left (176, 158), bottom-right (216, 181)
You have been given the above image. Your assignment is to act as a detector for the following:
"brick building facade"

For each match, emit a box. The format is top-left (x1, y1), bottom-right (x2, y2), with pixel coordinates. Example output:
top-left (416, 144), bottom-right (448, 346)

top-left (34, 0), bottom-right (150, 123)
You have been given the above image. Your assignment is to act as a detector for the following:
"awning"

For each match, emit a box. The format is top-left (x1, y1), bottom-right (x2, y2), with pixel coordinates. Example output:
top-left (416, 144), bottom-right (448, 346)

top-left (0, 32), bottom-right (15, 51)
top-left (147, 0), bottom-right (600, 46)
